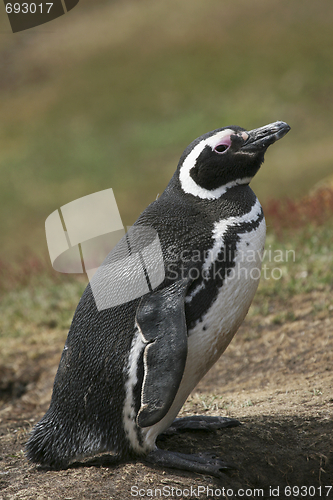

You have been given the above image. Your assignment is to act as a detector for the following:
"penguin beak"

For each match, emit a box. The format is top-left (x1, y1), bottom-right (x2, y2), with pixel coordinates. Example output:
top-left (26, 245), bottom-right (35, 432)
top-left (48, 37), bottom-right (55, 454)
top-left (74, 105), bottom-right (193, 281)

top-left (241, 121), bottom-right (290, 152)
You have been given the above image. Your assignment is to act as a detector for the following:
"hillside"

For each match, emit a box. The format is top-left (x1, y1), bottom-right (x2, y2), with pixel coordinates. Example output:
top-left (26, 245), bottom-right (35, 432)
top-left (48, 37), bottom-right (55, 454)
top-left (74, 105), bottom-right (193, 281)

top-left (0, 0), bottom-right (333, 260)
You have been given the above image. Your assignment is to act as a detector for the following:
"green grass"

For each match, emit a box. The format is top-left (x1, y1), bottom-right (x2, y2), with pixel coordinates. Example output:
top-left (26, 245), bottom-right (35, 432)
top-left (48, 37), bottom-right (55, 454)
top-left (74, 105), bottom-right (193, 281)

top-left (0, 276), bottom-right (85, 338)
top-left (0, 275), bottom-right (86, 369)
top-left (257, 224), bottom-right (333, 299)
top-left (246, 219), bottom-right (333, 322)
top-left (1, 0), bottom-right (333, 259)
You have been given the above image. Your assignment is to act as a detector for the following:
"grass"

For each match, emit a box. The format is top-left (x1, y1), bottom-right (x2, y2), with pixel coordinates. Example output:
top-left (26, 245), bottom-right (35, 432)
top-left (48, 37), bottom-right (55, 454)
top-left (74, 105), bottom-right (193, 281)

top-left (255, 223), bottom-right (333, 299)
top-left (0, 278), bottom-right (85, 340)
top-left (1, 0), bottom-right (333, 259)
top-left (0, 276), bottom-right (86, 379)
top-left (254, 187), bottom-right (333, 303)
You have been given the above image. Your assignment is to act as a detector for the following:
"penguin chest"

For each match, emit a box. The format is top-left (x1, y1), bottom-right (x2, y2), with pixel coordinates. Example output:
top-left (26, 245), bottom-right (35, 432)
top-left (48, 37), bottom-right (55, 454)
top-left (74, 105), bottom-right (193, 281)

top-left (186, 214), bottom-right (267, 383)
top-left (141, 211), bottom-right (266, 449)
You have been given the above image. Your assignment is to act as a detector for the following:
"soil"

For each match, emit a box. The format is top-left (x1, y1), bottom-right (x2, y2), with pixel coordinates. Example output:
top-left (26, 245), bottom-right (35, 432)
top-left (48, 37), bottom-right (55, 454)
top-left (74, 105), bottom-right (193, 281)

top-left (1, 290), bottom-right (332, 499)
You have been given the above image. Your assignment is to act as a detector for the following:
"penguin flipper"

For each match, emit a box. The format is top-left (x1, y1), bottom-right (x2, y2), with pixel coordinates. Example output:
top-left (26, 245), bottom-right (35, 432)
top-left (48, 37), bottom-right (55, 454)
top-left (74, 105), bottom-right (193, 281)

top-left (136, 278), bottom-right (191, 428)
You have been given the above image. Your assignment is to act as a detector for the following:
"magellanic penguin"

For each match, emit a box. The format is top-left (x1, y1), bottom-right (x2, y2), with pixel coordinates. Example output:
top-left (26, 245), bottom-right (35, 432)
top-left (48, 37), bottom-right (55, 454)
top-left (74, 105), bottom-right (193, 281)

top-left (26, 121), bottom-right (290, 478)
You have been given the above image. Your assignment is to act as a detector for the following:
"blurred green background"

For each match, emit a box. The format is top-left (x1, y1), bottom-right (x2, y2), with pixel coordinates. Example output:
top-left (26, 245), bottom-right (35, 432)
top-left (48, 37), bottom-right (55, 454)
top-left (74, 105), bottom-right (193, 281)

top-left (0, 0), bottom-right (332, 261)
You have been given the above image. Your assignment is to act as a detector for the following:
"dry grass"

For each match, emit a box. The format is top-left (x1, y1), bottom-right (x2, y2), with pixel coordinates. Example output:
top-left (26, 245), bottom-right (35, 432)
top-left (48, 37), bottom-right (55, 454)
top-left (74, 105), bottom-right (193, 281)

top-left (0, 289), bottom-right (332, 497)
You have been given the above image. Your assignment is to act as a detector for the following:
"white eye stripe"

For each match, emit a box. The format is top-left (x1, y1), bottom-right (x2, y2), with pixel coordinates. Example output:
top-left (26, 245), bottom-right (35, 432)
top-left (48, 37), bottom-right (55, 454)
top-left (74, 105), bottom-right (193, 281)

top-left (204, 129), bottom-right (234, 149)
top-left (179, 130), bottom-right (251, 199)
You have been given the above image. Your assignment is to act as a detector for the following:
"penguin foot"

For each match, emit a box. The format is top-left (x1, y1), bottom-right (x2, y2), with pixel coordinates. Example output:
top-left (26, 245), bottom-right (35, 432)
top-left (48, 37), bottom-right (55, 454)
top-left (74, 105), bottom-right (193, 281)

top-left (160, 415), bottom-right (241, 436)
top-left (145, 449), bottom-right (236, 479)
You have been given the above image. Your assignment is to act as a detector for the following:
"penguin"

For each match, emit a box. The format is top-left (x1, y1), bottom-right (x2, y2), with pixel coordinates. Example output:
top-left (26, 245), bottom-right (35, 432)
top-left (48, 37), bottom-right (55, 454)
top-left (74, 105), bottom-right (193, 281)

top-left (26, 121), bottom-right (290, 478)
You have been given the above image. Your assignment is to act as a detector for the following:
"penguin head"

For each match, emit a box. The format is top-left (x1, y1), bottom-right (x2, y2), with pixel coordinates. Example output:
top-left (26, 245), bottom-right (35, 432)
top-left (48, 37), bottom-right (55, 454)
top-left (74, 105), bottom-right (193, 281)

top-left (178, 121), bottom-right (290, 199)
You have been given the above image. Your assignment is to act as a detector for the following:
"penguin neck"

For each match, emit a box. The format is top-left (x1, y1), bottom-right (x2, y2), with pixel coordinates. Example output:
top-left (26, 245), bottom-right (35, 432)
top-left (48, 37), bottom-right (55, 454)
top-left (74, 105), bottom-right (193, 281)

top-left (160, 174), bottom-right (259, 217)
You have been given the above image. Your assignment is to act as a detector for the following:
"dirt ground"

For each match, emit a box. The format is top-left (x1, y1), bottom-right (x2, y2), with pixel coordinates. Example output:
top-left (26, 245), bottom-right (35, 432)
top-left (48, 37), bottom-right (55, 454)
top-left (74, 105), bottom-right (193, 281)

top-left (1, 290), bottom-right (332, 499)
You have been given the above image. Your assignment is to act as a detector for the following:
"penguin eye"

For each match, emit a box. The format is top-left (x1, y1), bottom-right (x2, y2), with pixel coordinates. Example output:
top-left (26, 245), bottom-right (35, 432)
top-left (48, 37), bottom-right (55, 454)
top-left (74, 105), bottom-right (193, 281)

top-left (214, 144), bottom-right (230, 154)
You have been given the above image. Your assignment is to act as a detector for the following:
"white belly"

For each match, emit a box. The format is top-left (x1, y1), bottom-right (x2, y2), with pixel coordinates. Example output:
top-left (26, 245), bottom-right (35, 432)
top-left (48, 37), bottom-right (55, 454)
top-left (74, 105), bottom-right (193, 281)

top-left (142, 208), bottom-right (266, 450)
